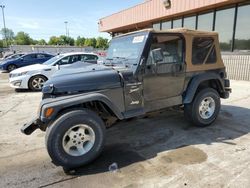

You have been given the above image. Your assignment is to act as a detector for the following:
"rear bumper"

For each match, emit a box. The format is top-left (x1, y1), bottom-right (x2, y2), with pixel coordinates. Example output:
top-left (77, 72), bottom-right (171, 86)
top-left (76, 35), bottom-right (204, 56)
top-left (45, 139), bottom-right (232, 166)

top-left (221, 79), bottom-right (232, 99)
top-left (21, 118), bottom-right (46, 135)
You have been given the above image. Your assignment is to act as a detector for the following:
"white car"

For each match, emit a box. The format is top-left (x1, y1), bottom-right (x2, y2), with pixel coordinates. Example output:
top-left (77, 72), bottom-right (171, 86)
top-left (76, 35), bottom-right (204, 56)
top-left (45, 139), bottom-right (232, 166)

top-left (9, 52), bottom-right (99, 91)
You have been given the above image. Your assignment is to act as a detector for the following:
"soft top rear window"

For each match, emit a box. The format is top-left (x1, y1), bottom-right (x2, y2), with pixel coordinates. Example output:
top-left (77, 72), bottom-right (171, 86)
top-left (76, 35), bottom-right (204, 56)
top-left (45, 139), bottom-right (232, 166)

top-left (192, 37), bottom-right (217, 65)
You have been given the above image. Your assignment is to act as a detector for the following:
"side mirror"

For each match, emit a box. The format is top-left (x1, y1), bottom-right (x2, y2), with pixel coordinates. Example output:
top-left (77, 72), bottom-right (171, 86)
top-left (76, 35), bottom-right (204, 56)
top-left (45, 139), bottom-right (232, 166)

top-left (152, 48), bottom-right (163, 63)
top-left (56, 64), bottom-right (60, 70)
top-left (20, 57), bottom-right (24, 61)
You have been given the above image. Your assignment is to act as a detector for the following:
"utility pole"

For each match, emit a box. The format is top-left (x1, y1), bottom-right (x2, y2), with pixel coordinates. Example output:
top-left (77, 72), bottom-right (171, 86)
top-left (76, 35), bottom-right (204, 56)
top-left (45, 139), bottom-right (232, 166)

top-left (64, 21), bottom-right (68, 37)
top-left (0, 5), bottom-right (7, 47)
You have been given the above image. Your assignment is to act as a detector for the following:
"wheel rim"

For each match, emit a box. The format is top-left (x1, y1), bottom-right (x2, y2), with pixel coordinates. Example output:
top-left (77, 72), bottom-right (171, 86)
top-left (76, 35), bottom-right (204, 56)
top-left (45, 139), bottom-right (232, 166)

top-left (8, 65), bottom-right (16, 71)
top-left (31, 77), bottom-right (46, 89)
top-left (62, 124), bottom-right (95, 157)
top-left (198, 97), bottom-right (216, 119)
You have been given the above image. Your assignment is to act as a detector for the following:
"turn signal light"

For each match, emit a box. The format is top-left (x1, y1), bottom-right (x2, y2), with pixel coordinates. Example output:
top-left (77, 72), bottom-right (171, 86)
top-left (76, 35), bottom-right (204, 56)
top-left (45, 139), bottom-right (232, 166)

top-left (45, 108), bottom-right (54, 118)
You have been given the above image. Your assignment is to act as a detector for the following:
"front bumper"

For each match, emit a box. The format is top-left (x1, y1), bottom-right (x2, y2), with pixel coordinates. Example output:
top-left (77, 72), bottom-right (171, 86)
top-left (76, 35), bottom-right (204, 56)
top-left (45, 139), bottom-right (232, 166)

top-left (9, 74), bottom-right (30, 89)
top-left (21, 118), bottom-right (46, 135)
top-left (0, 64), bottom-right (5, 71)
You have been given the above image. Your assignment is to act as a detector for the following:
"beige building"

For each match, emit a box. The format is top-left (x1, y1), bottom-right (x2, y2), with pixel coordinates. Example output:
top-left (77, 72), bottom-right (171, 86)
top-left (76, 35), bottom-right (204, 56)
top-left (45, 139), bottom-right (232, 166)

top-left (99, 0), bottom-right (250, 52)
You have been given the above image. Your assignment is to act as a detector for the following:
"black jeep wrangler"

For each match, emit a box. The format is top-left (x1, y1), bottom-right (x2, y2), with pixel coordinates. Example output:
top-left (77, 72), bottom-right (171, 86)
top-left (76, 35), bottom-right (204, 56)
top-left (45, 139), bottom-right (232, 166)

top-left (22, 28), bottom-right (231, 168)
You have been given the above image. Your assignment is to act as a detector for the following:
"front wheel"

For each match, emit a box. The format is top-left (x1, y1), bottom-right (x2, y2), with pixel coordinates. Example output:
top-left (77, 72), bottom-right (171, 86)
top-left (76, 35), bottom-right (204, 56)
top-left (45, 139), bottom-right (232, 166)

top-left (28, 75), bottom-right (47, 91)
top-left (7, 64), bottom-right (17, 72)
top-left (184, 88), bottom-right (221, 127)
top-left (46, 109), bottom-right (106, 169)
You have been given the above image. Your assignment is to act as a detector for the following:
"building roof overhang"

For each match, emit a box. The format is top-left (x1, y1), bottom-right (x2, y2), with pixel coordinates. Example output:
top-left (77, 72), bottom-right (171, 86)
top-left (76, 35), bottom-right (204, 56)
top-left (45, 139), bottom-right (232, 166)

top-left (99, 0), bottom-right (245, 33)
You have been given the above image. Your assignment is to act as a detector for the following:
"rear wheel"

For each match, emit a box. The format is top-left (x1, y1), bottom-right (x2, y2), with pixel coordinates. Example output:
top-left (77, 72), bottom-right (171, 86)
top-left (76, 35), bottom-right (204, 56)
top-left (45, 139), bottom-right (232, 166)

top-left (28, 75), bottom-right (47, 91)
top-left (7, 64), bottom-right (17, 72)
top-left (184, 88), bottom-right (221, 127)
top-left (46, 109), bottom-right (106, 169)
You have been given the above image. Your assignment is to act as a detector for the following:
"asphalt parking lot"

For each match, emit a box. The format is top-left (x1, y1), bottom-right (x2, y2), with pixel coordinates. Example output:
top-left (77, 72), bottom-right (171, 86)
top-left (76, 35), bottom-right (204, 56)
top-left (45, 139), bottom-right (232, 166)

top-left (0, 71), bottom-right (250, 188)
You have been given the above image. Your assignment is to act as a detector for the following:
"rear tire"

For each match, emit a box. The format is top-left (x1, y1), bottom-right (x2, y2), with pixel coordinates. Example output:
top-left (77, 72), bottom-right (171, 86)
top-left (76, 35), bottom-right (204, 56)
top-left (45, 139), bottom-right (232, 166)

top-left (46, 109), bottom-right (106, 169)
top-left (184, 88), bottom-right (221, 127)
top-left (28, 75), bottom-right (47, 91)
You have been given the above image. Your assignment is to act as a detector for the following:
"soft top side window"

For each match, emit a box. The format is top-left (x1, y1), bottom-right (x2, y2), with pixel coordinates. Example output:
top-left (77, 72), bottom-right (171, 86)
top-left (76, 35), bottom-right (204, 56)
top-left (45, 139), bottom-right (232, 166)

top-left (146, 34), bottom-right (184, 65)
top-left (192, 37), bottom-right (217, 65)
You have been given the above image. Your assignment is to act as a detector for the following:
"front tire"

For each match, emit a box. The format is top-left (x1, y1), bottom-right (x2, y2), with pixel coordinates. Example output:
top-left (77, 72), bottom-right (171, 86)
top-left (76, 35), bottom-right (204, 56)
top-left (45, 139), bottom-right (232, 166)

top-left (7, 64), bottom-right (17, 72)
top-left (46, 109), bottom-right (106, 169)
top-left (28, 75), bottom-right (47, 91)
top-left (184, 88), bottom-right (221, 127)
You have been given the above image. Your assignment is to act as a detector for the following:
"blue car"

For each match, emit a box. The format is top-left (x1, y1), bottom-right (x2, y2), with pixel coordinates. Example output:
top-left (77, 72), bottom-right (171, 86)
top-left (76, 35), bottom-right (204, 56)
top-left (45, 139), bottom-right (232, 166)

top-left (0, 53), bottom-right (54, 72)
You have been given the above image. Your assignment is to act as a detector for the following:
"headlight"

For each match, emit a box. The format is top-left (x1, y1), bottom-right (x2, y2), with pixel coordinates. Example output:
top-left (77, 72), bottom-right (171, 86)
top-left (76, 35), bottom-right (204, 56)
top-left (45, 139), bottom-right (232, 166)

top-left (10, 71), bottom-right (28, 78)
top-left (18, 71), bottom-right (28, 76)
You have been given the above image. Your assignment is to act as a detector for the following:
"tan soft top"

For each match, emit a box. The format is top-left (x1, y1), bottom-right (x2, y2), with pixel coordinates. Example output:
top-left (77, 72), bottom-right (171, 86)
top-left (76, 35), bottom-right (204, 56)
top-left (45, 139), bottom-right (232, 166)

top-left (153, 28), bottom-right (218, 36)
top-left (115, 28), bottom-right (219, 38)
top-left (115, 28), bottom-right (224, 72)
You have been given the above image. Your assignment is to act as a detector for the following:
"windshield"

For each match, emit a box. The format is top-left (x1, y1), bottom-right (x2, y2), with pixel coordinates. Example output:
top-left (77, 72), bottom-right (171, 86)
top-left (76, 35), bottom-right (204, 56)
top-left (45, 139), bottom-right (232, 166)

top-left (106, 32), bottom-right (148, 64)
top-left (6, 54), bottom-right (23, 59)
top-left (43, 54), bottom-right (64, 65)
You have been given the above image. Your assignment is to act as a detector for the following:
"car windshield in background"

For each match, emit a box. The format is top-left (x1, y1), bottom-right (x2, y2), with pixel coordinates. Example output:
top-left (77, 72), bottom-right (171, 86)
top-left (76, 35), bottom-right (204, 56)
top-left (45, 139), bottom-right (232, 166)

top-left (106, 32), bottom-right (148, 64)
top-left (6, 54), bottom-right (24, 59)
top-left (43, 55), bottom-right (64, 65)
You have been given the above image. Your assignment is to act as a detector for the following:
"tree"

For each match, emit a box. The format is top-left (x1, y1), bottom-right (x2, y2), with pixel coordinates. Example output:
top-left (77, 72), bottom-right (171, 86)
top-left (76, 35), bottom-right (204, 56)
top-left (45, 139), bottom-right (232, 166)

top-left (48, 36), bottom-right (60, 45)
top-left (75, 36), bottom-right (85, 47)
top-left (96, 37), bottom-right (109, 49)
top-left (0, 28), bottom-right (15, 45)
top-left (58, 35), bottom-right (75, 46)
top-left (0, 28), bottom-right (110, 48)
top-left (0, 39), bottom-right (3, 48)
top-left (84, 38), bottom-right (96, 48)
top-left (15, 32), bottom-right (33, 45)
top-left (37, 39), bottom-right (47, 45)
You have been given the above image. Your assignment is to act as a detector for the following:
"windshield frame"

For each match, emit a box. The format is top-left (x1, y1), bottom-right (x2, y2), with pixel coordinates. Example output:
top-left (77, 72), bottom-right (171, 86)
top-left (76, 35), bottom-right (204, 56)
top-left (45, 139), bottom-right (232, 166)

top-left (43, 54), bottom-right (65, 66)
top-left (106, 31), bottom-right (149, 67)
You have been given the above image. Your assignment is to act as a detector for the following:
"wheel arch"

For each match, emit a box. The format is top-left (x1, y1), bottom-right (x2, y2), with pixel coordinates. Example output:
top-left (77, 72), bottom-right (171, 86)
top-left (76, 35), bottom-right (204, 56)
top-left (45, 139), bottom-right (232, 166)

top-left (29, 74), bottom-right (48, 82)
top-left (28, 74), bottom-right (48, 89)
top-left (41, 93), bottom-right (124, 128)
top-left (183, 72), bottom-right (224, 104)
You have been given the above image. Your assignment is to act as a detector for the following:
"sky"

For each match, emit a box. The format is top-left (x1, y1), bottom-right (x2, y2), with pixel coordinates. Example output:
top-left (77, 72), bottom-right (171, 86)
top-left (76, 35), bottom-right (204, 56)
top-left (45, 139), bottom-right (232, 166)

top-left (0, 0), bottom-right (142, 41)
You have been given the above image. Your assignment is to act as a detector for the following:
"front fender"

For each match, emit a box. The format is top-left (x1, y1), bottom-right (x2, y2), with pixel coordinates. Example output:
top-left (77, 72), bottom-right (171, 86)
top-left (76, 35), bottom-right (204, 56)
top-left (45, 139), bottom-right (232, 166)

top-left (183, 72), bottom-right (224, 104)
top-left (40, 92), bottom-right (124, 123)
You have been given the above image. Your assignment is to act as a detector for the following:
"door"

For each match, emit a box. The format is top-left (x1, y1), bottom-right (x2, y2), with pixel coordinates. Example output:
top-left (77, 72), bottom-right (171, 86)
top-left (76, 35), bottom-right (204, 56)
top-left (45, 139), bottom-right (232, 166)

top-left (36, 54), bottom-right (50, 63)
top-left (143, 34), bottom-right (186, 109)
top-left (21, 54), bottom-right (38, 66)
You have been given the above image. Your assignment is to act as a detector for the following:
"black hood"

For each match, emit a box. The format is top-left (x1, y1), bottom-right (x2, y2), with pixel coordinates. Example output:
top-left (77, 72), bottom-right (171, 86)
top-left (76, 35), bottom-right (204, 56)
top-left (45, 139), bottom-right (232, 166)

top-left (42, 64), bottom-right (123, 94)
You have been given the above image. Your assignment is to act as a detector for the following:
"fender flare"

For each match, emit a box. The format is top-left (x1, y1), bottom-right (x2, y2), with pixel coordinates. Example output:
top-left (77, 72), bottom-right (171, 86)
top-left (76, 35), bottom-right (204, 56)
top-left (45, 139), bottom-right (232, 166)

top-left (40, 93), bottom-right (124, 122)
top-left (183, 72), bottom-right (224, 104)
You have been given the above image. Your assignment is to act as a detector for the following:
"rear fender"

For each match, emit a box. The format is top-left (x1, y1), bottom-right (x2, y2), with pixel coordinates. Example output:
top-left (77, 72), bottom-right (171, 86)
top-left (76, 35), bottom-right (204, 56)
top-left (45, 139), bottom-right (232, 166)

top-left (183, 72), bottom-right (224, 104)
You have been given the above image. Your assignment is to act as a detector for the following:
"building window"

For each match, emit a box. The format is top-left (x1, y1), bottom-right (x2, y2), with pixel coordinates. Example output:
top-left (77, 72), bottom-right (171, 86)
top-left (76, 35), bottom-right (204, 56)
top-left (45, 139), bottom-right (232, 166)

top-left (173, 18), bottom-right (182, 28)
top-left (183, 16), bottom-right (196, 29)
top-left (153, 22), bottom-right (161, 30)
top-left (234, 4), bottom-right (250, 51)
top-left (197, 12), bottom-right (214, 31)
top-left (192, 37), bottom-right (217, 65)
top-left (214, 7), bottom-right (235, 51)
top-left (162, 20), bottom-right (172, 30)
